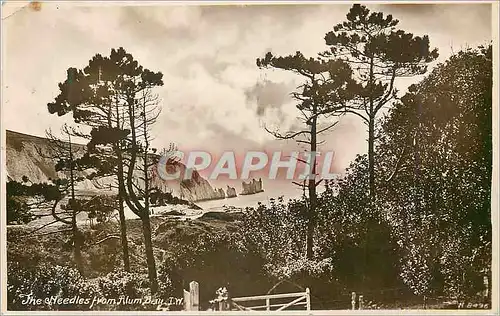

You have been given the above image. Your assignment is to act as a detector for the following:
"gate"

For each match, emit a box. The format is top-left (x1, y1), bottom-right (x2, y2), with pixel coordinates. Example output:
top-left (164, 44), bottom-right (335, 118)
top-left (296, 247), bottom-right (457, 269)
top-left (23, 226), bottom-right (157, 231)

top-left (230, 288), bottom-right (311, 311)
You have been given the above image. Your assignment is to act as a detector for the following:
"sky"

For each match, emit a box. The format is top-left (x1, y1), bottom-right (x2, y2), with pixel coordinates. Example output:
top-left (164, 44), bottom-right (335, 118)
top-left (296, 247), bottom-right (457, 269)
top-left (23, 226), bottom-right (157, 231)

top-left (1, 1), bottom-right (493, 195)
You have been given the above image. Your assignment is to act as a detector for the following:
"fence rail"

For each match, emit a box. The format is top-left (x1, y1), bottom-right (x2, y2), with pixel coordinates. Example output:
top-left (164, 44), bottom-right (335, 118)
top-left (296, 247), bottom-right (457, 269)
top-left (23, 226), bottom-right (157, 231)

top-left (231, 288), bottom-right (311, 311)
top-left (166, 281), bottom-right (490, 311)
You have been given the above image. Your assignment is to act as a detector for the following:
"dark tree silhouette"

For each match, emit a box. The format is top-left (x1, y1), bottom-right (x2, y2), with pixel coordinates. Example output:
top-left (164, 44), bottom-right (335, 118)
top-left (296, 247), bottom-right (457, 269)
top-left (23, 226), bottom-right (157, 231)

top-left (257, 51), bottom-right (358, 259)
top-left (118, 63), bottom-right (162, 294)
top-left (6, 178), bottom-right (59, 225)
top-left (48, 50), bottom-right (134, 273)
top-left (47, 47), bottom-right (164, 293)
top-left (322, 4), bottom-right (439, 203)
top-left (320, 3), bottom-right (439, 283)
top-left (8, 125), bottom-right (93, 275)
top-left (378, 46), bottom-right (492, 303)
top-left (40, 125), bottom-right (88, 275)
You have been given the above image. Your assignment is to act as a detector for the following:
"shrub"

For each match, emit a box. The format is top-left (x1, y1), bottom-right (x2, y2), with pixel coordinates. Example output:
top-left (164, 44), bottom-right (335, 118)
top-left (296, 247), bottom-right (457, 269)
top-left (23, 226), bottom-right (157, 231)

top-left (7, 262), bottom-right (98, 311)
top-left (7, 261), bottom-right (170, 311)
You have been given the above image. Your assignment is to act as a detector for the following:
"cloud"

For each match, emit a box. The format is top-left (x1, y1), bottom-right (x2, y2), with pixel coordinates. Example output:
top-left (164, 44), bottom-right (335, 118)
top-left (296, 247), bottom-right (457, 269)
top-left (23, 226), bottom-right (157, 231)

top-left (245, 80), bottom-right (293, 116)
top-left (2, 2), bottom-right (493, 176)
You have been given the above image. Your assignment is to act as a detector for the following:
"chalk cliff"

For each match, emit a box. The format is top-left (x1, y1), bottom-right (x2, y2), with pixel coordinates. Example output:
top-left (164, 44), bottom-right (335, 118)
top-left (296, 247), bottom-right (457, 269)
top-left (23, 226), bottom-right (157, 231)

top-left (150, 159), bottom-right (232, 202)
top-left (226, 185), bottom-right (237, 198)
top-left (6, 130), bottom-right (222, 202)
top-left (240, 178), bottom-right (264, 195)
top-left (6, 130), bottom-right (93, 186)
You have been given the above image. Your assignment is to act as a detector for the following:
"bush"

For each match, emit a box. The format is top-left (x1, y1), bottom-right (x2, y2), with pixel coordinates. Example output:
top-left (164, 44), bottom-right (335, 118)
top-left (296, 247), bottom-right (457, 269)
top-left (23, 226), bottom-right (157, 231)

top-left (7, 261), bottom-right (170, 311)
top-left (7, 262), bottom-right (98, 311)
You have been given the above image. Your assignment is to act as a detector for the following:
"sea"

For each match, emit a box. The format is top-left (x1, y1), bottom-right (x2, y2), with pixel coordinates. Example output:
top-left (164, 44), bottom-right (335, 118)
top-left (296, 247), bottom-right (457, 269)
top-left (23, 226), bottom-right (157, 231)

top-left (120, 182), bottom-right (307, 220)
top-left (195, 190), bottom-right (303, 211)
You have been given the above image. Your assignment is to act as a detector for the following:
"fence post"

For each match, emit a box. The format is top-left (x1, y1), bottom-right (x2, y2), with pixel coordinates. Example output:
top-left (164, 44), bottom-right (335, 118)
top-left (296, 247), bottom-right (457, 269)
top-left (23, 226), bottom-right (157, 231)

top-left (266, 297), bottom-right (270, 311)
top-left (189, 281), bottom-right (199, 311)
top-left (183, 289), bottom-right (191, 311)
top-left (306, 288), bottom-right (311, 311)
top-left (351, 292), bottom-right (356, 310)
top-left (358, 295), bottom-right (364, 310)
top-left (218, 287), bottom-right (229, 311)
top-left (484, 275), bottom-right (489, 302)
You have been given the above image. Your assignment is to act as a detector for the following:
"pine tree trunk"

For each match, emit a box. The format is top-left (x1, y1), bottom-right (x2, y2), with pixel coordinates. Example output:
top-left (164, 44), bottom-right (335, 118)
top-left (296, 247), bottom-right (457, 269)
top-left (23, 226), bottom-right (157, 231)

top-left (68, 135), bottom-right (84, 276)
top-left (113, 104), bottom-right (131, 273)
top-left (306, 110), bottom-right (318, 259)
top-left (142, 214), bottom-right (158, 294)
top-left (118, 194), bottom-right (130, 272)
top-left (363, 57), bottom-right (376, 287)
top-left (306, 182), bottom-right (316, 259)
top-left (141, 97), bottom-right (156, 291)
top-left (368, 56), bottom-right (376, 204)
top-left (368, 118), bottom-right (375, 203)
top-left (72, 215), bottom-right (84, 276)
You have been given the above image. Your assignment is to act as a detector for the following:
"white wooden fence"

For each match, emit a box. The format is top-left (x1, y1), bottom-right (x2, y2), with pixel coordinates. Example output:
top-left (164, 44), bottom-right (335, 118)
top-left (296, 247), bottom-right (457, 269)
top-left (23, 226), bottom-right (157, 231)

top-left (230, 288), bottom-right (311, 311)
top-left (181, 280), bottom-right (311, 311)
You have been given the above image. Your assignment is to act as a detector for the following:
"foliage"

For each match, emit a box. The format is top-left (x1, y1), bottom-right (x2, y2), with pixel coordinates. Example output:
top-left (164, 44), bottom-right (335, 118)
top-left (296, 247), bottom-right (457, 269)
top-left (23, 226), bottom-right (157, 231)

top-left (7, 262), bottom-right (96, 310)
top-left (155, 219), bottom-right (270, 308)
top-left (86, 195), bottom-right (118, 225)
top-left (149, 188), bottom-right (190, 207)
top-left (6, 178), bottom-right (63, 224)
top-left (240, 196), bottom-right (308, 266)
top-left (315, 157), bottom-right (402, 293)
top-left (257, 48), bottom-right (358, 259)
top-left (242, 44), bottom-right (493, 302)
top-left (7, 260), bottom-right (162, 311)
top-left (322, 3), bottom-right (439, 210)
top-left (257, 51), bottom-right (359, 114)
top-left (377, 45), bottom-right (492, 299)
top-left (7, 195), bottom-right (38, 225)
top-left (47, 46), bottom-right (165, 292)
top-left (5, 6), bottom-right (492, 309)
top-left (238, 196), bottom-right (357, 305)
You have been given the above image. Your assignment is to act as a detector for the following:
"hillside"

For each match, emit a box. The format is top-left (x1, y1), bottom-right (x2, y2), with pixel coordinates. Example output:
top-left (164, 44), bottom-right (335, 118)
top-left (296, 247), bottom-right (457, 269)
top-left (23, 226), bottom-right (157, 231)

top-left (5, 130), bottom-right (224, 202)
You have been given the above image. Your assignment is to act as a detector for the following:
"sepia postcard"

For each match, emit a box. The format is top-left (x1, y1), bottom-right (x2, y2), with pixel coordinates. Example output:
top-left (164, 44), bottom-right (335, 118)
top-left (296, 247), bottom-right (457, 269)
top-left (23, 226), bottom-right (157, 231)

top-left (1, 1), bottom-right (498, 314)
